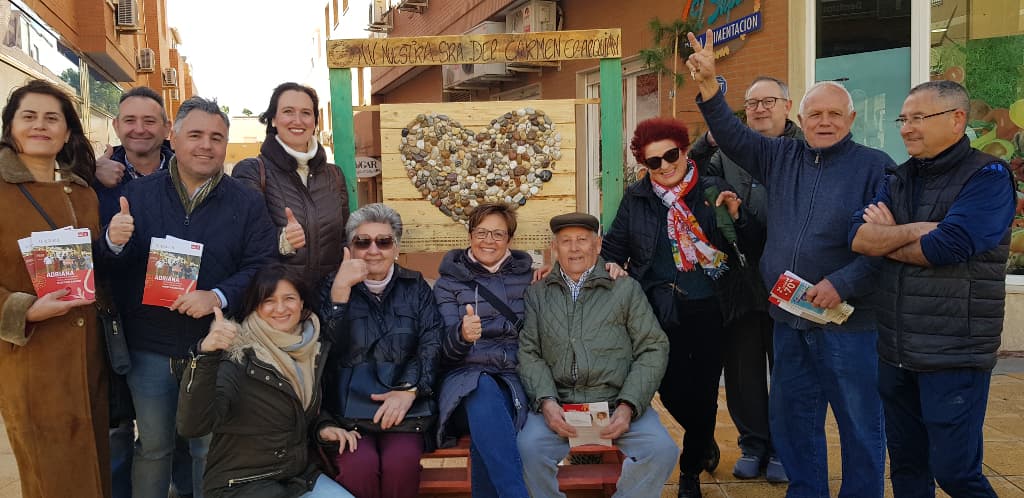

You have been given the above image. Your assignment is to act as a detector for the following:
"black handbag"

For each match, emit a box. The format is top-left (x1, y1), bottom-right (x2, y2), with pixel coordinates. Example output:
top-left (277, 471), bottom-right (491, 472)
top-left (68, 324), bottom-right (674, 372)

top-left (338, 336), bottom-right (435, 434)
top-left (17, 185), bottom-right (131, 373)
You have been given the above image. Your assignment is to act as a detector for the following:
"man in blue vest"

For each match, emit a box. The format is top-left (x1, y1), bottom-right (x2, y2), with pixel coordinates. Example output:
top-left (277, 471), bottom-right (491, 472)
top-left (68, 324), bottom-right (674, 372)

top-left (851, 80), bottom-right (1014, 497)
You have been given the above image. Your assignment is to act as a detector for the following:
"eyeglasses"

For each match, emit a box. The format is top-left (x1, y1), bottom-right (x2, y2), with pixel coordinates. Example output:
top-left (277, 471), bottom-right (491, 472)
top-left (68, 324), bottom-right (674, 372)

top-left (350, 235), bottom-right (396, 250)
top-left (643, 147), bottom-right (681, 170)
top-left (471, 228), bottom-right (509, 242)
top-left (894, 108), bottom-right (958, 128)
top-left (743, 97), bottom-right (787, 110)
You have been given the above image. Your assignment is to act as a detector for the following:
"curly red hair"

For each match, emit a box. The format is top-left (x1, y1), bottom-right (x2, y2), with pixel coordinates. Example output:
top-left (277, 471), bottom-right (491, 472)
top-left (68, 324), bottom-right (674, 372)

top-left (629, 118), bottom-right (691, 165)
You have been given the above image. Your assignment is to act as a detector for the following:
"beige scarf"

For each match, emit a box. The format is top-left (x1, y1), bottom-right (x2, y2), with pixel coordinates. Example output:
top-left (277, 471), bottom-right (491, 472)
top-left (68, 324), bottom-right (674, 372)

top-left (240, 313), bottom-right (321, 409)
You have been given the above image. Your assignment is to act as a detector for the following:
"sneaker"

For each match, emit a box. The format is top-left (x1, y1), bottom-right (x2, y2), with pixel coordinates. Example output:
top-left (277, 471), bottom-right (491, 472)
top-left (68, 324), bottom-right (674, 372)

top-left (765, 456), bottom-right (789, 483)
top-left (677, 473), bottom-right (703, 498)
top-left (702, 438), bottom-right (720, 472)
top-left (732, 453), bottom-right (762, 479)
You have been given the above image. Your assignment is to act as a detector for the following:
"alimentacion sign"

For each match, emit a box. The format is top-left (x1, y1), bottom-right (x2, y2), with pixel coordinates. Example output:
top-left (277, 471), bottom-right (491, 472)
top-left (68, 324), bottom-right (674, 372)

top-left (684, 0), bottom-right (764, 59)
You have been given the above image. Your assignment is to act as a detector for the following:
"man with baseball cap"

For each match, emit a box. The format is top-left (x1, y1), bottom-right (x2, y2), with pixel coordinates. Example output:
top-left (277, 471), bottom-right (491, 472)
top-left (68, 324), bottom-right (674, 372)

top-left (516, 212), bottom-right (677, 497)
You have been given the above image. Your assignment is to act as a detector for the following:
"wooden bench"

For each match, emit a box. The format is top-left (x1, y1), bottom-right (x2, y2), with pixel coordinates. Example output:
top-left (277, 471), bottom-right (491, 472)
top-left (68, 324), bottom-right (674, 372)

top-left (419, 436), bottom-right (624, 497)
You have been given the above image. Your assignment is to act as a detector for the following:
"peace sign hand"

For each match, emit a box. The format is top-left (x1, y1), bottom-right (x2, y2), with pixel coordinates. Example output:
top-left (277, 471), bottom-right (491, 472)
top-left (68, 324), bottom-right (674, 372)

top-left (685, 30), bottom-right (722, 100)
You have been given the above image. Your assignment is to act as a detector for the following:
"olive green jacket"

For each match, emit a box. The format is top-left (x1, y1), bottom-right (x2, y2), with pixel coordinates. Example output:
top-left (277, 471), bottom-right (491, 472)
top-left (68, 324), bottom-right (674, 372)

top-left (517, 259), bottom-right (669, 419)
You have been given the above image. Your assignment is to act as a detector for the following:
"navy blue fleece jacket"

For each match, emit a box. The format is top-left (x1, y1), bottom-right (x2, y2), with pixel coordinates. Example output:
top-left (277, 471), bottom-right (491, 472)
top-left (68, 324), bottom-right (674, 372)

top-left (697, 91), bottom-right (894, 330)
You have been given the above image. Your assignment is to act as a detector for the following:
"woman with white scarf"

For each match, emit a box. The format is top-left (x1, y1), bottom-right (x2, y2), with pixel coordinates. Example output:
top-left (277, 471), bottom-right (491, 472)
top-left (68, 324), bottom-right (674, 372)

top-left (177, 264), bottom-right (356, 498)
top-left (233, 83), bottom-right (350, 294)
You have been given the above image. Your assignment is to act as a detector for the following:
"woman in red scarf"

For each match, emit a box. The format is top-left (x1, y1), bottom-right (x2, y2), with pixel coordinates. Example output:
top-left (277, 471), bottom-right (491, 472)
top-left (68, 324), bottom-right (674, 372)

top-left (601, 117), bottom-right (763, 498)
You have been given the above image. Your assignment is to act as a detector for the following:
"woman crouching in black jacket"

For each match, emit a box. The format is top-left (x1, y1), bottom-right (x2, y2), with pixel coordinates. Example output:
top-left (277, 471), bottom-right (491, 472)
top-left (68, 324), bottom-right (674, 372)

top-left (177, 264), bottom-right (357, 498)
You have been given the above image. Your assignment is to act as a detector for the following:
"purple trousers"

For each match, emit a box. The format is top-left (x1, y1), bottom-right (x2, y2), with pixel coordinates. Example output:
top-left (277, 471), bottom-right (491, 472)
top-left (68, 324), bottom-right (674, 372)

top-left (332, 432), bottom-right (423, 498)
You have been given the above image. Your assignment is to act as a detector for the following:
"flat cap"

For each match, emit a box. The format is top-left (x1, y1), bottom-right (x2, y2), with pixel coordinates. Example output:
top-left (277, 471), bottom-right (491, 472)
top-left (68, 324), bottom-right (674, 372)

top-left (549, 212), bottom-right (600, 234)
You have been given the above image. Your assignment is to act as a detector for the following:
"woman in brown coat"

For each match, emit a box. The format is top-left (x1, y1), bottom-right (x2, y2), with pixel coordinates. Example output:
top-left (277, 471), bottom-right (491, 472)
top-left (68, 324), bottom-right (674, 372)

top-left (0, 79), bottom-right (108, 497)
top-left (233, 82), bottom-right (349, 293)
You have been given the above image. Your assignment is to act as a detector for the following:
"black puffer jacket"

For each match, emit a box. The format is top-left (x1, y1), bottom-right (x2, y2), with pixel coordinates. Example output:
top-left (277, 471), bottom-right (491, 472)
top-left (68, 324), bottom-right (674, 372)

top-left (233, 138), bottom-right (349, 290)
top-left (177, 318), bottom-right (329, 498)
top-left (432, 249), bottom-right (533, 448)
top-left (602, 174), bottom-right (765, 326)
top-left (319, 265), bottom-right (443, 434)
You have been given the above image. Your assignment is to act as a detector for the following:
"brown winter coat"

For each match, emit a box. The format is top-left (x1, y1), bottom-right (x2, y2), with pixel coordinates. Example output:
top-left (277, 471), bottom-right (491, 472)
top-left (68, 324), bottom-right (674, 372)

top-left (233, 138), bottom-right (349, 290)
top-left (0, 146), bottom-right (109, 498)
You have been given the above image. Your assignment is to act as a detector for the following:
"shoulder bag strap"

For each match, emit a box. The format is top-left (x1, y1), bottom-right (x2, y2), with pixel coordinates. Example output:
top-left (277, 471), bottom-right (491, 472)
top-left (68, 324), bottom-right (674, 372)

top-left (17, 184), bottom-right (58, 229)
top-left (474, 283), bottom-right (523, 331)
top-left (256, 155), bottom-right (267, 192)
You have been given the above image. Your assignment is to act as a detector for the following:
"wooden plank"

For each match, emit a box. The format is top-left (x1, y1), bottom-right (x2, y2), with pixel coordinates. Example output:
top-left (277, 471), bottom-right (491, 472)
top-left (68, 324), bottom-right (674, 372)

top-left (598, 58), bottom-right (624, 230)
top-left (328, 29), bottom-right (622, 68)
top-left (356, 98), bottom-right (600, 112)
top-left (379, 100), bottom-right (577, 129)
top-left (329, 68), bottom-right (358, 212)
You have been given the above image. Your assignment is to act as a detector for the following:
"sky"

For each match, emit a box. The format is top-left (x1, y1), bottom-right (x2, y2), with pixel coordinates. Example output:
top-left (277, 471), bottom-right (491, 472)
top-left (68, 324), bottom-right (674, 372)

top-left (166, 0), bottom-right (324, 115)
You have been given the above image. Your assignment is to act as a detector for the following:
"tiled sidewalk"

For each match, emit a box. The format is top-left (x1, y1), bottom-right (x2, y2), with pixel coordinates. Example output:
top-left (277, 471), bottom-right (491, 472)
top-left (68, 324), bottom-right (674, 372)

top-left (0, 369), bottom-right (1022, 497)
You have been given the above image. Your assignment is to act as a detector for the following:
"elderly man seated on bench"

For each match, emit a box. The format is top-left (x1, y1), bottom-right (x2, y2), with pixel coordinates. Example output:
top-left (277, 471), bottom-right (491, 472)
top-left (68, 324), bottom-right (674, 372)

top-left (517, 212), bottom-right (679, 497)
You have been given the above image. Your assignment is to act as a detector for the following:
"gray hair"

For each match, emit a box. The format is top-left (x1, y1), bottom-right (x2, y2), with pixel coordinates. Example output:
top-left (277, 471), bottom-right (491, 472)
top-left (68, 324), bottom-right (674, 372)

top-left (909, 80), bottom-right (970, 113)
top-left (798, 81), bottom-right (855, 115)
top-left (172, 97), bottom-right (229, 133)
top-left (747, 76), bottom-right (790, 100)
top-left (119, 86), bottom-right (168, 122)
top-left (346, 203), bottom-right (404, 243)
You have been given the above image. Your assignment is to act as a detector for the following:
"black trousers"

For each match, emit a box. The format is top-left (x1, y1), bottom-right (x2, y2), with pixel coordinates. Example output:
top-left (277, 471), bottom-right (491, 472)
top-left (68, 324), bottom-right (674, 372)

top-left (722, 310), bottom-right (774, 458)
top-left (656, 297), bottom-right (725, 475)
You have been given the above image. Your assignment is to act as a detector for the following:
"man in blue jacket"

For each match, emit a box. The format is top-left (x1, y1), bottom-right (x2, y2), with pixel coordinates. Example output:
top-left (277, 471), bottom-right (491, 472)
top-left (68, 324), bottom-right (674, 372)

top-left (851, 81), bottom-right (1013, 497)
top-left (99, 96), bottom-right (277, 498)
top-left (687, 32), bottom-right (891, 497)
top-left (94, 85), bottom-right (194, 498)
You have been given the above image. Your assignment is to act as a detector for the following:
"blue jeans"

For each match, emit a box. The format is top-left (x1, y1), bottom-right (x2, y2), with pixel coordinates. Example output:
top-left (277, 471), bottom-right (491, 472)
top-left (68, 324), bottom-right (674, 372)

top-left (517, 408), bottom-right (678, 498)
top-left (298, 474), bottom-right (356, 498)
top-left (464, 374), bottom-right (529, 498)
top-left (110, 420), bottom-right (195, 498)
top-left (126, 350), bottom-right (210, 498)
top-left (879, 363), bottom-right (996, 498)
top-left (769, 322), bottom-right (885, 497)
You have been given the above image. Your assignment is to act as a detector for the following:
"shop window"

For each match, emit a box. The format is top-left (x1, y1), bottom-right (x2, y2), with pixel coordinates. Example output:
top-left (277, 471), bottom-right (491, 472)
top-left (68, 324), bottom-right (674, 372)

top-left (931, 2), bottom-right (1024, 272)
top-left (1, 0), bottom-right (80, 96)
top-left (88, 66), bottom-right (122, 117)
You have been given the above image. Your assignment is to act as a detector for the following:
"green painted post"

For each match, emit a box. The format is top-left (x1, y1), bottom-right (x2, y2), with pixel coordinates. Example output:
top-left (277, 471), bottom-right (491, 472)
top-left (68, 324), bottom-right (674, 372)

top-left (598, 58), bottom-right (624, 230)
top-left (329, 67), bottom-right (359, 213)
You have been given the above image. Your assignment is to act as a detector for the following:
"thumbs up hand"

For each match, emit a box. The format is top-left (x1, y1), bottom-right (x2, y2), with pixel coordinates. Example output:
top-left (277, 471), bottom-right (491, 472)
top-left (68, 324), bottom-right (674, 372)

top-left (331, 247), bottom-right (369, 303)
top-left (199, 306), bottom-right (237, 353)
top-left (461, 304), bottom-right (482, 343)
top-left (283, 207), bottom-right (306, 249)
top-left (108, 196), bottom-right (135, 246)
top-left (95, 145), bottom-right (125, 188)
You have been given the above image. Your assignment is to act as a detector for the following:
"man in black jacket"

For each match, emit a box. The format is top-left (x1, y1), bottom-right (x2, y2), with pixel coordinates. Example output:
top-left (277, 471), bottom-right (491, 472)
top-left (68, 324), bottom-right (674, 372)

top-left (851, 80), bottom-right (1014, 497)
top-left (698, 76), bottom-right (802, 482)
top-left (100, 96), bottom-right (277, 498)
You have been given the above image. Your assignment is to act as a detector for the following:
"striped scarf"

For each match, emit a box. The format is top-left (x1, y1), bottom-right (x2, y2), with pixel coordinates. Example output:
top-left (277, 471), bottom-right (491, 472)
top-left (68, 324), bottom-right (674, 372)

top-left (169, 158), bottom-right (223, 215)
top-left (650, 160), bottom-right (729, 279)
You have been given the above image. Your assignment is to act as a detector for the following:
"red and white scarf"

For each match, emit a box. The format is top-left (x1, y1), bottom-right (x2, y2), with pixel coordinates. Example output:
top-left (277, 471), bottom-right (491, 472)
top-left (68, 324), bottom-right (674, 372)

top-left (650, 160), bottom-right (729, 279)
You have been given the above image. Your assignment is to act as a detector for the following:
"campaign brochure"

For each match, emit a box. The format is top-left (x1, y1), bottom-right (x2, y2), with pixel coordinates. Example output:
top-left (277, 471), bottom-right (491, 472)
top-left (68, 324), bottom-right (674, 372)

top-left (142, 236), bottom-right (203, 307)
top-left (562, 401), bottom-right (613, 448)
top-left (769, 271), bottom-right (854, 325)
top-left (28, 227), bottom-right (95, 300)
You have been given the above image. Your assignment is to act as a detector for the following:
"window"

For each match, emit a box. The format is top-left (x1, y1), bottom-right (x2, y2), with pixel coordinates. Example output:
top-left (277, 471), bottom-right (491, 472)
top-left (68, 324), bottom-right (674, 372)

top-left (931, 2), bottom-right (1024, 273)
top-left (2, 0), bottom-right (80, 96)
top-left (88, 66), bottom-right (122, 116)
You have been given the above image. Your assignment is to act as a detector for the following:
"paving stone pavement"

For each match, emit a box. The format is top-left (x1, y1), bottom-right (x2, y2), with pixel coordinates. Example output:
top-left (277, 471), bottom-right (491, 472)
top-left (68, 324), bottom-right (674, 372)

top-left (1, 369), bottom-right (1022, 497)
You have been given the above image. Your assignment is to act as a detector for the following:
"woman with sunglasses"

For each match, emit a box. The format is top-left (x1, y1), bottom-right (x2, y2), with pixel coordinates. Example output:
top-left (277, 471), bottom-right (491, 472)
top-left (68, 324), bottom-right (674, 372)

top-left (432, 202), bottom-right (532, 498)
top-left (317, 203), bottom-right (442, 498)
top-left (601, 117), bottom-right (762, 498)
top-left (233, 83), bottom-right (349, 294)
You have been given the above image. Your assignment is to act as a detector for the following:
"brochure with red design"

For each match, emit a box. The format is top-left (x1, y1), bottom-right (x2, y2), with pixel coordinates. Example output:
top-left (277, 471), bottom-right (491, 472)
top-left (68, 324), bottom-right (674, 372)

top-left (29, 227), bottom-right (95, 301)
top-left (768, 271), bottom-right (854, 325)
top-left (562, 401), bottom-right (612, 448)
top-left (142, 236), bottom-right (203, 307)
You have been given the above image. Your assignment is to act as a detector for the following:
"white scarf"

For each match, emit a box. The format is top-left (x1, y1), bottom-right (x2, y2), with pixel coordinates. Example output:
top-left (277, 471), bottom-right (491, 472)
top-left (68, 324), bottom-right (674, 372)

top-left (275, 136), bottom-right (318, 187)
top-left (467, 248), bottom-right (511, 273)
top-left (364, 264), bottom-right (395, 295)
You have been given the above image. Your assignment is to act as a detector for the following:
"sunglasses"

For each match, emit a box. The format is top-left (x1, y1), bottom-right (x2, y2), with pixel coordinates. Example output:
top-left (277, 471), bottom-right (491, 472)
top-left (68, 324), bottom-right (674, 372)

top-left (350, 235), bottom-right (396, 250)
top-left (643, 147), bottom-right (681, 170)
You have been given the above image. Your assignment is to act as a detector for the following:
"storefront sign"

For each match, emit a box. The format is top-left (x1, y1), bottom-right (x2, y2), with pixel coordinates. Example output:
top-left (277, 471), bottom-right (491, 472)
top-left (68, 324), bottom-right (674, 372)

top-left (355, 156), bottom-right (381, 178)
top-left (694, 12), bottom-right (763, 47)
top-left (327, 29), bottom-right (622, 68)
